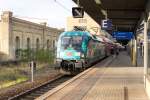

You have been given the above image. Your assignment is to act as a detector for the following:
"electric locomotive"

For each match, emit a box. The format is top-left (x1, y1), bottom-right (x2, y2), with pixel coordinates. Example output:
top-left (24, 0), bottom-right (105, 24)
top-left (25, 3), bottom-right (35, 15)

top-left (55, 31), bottom-right (107, 74)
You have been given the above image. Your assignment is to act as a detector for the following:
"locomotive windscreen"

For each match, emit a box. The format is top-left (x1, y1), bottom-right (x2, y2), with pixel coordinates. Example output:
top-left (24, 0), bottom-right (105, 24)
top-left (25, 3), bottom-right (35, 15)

top-left (61, 36), bottom-right (82, 51)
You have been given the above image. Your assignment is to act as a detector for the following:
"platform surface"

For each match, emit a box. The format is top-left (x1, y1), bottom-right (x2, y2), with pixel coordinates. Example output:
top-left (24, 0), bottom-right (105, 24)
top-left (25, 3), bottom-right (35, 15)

top-left (37, 51), bottom-right (149, 100)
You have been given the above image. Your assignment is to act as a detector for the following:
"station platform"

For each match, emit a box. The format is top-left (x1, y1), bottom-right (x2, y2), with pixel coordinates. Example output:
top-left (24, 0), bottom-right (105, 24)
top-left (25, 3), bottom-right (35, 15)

top-left (36, 51), bottom-right (149, 100)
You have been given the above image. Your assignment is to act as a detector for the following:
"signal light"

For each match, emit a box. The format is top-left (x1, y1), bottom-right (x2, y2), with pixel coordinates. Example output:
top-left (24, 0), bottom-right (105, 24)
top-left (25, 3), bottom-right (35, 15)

top-left (72, 7), bottom-right (84, 18)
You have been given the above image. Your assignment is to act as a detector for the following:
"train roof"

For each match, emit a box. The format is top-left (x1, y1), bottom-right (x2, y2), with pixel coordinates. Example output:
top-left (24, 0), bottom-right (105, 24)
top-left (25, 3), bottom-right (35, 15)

top-left (60, 31), bottom-right (104, 42)
top-left (60, 31), bottom-right (90, 36)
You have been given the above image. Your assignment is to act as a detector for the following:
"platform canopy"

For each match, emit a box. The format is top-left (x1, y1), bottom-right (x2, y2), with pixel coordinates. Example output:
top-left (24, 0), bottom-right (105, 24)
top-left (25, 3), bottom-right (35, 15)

top-left (72, 0), bottom-right (148, 32)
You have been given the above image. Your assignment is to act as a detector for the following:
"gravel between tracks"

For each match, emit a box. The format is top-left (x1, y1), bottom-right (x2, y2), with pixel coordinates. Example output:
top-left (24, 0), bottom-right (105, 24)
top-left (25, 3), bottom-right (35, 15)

top-left (0, 67), bottom-right (60, 100)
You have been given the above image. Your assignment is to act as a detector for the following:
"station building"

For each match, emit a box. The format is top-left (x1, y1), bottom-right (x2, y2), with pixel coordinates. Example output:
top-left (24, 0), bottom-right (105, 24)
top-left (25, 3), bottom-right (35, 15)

top-left (67, 13), bottom-right (113, 40)
top-left (67, 13), bottom-right (101, 35)
top-left (0, 11), bottom-right (63, 61)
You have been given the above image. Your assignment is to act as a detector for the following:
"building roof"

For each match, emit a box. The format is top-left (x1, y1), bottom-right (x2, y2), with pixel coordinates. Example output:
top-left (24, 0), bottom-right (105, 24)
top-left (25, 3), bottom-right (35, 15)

top-left (72, 0), bottom-right (148, 32)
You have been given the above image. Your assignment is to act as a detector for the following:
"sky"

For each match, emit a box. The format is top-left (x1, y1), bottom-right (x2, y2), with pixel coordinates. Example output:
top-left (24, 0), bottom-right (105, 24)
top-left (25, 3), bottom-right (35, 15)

top-left (0, 0), bottom-right (77, 29)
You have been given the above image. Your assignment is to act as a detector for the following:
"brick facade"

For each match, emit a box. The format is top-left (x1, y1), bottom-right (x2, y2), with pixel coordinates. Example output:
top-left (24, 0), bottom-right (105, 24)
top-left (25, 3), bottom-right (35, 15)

top-left (0, 11), bottom-right (63, 60)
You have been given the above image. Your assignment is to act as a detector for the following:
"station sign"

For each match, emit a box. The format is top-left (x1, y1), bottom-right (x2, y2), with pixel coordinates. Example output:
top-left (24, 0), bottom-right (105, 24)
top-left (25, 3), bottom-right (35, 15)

top-left (101, 20), bottom-right (112, 30)
top-left (72, 7), bottom-right (84, 18)
top-left (113, 32), bottom-right (133, 40)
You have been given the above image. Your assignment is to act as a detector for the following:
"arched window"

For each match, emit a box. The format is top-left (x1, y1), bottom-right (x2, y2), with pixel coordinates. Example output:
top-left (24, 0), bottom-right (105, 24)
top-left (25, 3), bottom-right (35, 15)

top-left (15, 36), bottom-right (20, 58)
top-left (36, 38), bottom-right (40, 49)
top-left (53, 40), bottom-right (55, 48)
top-left (47, 39), bottom-right (50, 49)
top-left (15, 36), bottom-right (20, 50)
top-left (27, 37), bottom-right (30, 49)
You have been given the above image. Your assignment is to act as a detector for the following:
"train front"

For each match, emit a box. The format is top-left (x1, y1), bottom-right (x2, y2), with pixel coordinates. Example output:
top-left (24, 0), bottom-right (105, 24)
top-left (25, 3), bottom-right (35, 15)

top-left (55, 31), bottom-right (88, 74)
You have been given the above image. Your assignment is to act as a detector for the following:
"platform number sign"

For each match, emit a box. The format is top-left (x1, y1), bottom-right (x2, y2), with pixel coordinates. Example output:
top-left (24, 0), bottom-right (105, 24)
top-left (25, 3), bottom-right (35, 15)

top-left (72, 7), bottom-right (84, 18)
top-left (101, 20), bottom-right (112, 30)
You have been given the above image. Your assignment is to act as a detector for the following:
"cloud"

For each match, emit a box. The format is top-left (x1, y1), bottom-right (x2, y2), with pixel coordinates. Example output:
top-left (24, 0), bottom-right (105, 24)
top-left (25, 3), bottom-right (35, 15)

top-left (0, 0), bottom-right (76, 28)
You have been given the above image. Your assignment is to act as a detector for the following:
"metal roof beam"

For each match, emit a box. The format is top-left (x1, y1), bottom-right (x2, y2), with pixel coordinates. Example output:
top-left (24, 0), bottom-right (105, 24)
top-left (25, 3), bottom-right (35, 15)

top-left (113, 23), bottom-right (135, 26)
top-left (113, 21), bottom-right (136, 25)
top-left (105, 9), bottom-right (145, 12)
top-left (110, 18), bottom-right (139, 20)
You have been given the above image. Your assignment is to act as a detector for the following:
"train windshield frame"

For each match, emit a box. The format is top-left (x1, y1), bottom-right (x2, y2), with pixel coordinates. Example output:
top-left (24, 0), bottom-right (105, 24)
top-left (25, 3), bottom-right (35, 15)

top-left (61, 36), bottom-right (82, 51)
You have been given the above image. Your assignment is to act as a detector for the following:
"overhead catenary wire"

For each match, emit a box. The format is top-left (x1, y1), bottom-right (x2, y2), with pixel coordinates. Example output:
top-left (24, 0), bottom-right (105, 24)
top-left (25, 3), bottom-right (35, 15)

top-left (54, 0), bottom-right (72, 13)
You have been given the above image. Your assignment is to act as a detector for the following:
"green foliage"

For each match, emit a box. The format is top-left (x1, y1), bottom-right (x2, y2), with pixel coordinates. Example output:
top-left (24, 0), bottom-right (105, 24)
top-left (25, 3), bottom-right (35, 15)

top-left (16, 49), bottom-right (55, 64)
top-left (16, 49), bottom-right (32, 61)
top-left (35, 49), bottom-right (54, 64)
top-left (0, 49), bottom-right (55, 88)
top-left (0, 67), bottom-right (28, 84)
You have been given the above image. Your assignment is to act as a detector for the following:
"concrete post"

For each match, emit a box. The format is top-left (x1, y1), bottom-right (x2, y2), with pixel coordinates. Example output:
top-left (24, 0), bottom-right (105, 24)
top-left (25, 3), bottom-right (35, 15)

top-left (144, 17), bottom-right (148, 88)
top-left (30, 61), bottom-right (36, 82)
top-left (131, 30), bottom-right (137, 66)
top-left (31, 63), bottom-right (34, 82)
top-left (144, 20), bottom-right (148, 75)
top-left (134, 38), bottom-right (137, 66)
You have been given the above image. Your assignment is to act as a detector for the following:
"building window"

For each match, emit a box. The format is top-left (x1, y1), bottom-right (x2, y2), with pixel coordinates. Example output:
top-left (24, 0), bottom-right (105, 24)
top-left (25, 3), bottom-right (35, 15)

top-left (36, 38), bottom-right (40, 50)
top-left (47, 39), bottom-right (50, 49)
top-left (15, 36), bottom-right (20, 58)
top-left (27, 37), bottom-right (31, 49)
top-left (79, 19), bottom-right (87, 23)
top-left (15, 36), bottom-right (20, 50)
top-left (53, 40), bottom-right (55, 48)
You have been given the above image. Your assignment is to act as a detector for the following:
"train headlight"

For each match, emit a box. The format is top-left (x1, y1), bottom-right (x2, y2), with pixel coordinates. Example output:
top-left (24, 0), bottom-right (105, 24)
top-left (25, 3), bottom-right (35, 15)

top-left (75, 52), bottom-right (81, 56)
top-left (81, 54), bottom-right (84, 58)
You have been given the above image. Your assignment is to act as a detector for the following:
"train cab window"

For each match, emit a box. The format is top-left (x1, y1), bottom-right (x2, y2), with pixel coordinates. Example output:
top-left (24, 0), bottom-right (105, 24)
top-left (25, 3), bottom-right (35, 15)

top-left (61, 37), bottom-right (71, 49)
top-left (61, 36), bottom-right (82, 51)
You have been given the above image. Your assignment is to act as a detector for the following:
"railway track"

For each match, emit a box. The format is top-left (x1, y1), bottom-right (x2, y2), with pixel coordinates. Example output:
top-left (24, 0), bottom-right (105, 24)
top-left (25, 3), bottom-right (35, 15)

top-left (9, 75), bottom-right (74, 100)
top-left (8, 57), bottom-right (107, 100)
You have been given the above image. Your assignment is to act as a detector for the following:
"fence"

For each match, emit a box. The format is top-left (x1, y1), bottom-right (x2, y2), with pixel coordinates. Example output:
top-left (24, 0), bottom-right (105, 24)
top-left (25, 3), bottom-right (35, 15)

top-left (0, 47), bottom-right (57, 89)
